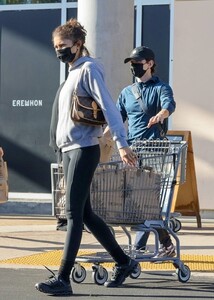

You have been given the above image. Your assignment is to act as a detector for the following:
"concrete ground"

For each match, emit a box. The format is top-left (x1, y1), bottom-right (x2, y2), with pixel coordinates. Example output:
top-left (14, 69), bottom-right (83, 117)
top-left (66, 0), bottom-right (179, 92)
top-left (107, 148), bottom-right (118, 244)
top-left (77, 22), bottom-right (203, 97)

top-left (0, 215), bottom-right (213, 273)
top-left (0, 215), bottom-right (213, 299)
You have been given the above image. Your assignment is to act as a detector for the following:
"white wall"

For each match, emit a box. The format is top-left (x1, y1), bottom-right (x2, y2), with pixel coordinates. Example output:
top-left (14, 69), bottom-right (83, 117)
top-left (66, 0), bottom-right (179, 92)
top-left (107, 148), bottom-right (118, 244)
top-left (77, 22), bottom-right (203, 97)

top-left (78, 0), bottom-right (134, 100)
top-left (173, 0), bottom-right (214, 211)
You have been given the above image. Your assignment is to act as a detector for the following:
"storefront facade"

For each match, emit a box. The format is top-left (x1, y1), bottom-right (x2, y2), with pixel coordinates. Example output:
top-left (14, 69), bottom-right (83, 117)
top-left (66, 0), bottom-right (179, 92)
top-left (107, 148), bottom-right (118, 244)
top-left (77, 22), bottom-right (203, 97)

top-left (0, 0), bottom-right (213, 215)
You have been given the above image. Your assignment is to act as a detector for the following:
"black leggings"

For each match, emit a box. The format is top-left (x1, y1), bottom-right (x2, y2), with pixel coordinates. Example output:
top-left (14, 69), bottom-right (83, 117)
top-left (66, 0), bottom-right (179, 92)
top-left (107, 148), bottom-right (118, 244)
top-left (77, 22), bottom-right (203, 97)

top-left (59, 145), bottom-right (128, 279)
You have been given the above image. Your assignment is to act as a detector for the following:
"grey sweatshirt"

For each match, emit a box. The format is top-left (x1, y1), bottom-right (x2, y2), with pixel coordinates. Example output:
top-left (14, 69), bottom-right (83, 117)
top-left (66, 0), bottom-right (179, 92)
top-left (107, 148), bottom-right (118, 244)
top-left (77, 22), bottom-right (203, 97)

top-left (56, 56), bottom-right (128, 152)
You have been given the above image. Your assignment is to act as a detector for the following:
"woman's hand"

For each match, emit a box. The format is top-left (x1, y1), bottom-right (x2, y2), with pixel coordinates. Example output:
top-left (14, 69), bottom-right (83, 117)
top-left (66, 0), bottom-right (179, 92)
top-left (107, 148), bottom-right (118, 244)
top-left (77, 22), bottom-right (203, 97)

top-left (118, 147), bottom-right (137, 166)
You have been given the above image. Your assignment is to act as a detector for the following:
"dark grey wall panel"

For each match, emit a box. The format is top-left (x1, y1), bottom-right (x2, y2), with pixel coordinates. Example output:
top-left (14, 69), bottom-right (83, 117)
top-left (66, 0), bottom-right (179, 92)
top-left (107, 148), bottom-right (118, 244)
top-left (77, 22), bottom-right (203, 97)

top-left (0, 10), bottom-right (61, 193)
top-left (141, 5), bottom-right (170, 83)
top-left (67, 8), bottom-right (77, 20)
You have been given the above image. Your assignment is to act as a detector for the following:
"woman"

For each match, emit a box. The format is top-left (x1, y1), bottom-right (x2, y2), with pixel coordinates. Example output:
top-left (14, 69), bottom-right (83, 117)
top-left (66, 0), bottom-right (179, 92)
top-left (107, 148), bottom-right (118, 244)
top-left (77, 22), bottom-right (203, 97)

top-left (35, 19), bottom-right (137, 296)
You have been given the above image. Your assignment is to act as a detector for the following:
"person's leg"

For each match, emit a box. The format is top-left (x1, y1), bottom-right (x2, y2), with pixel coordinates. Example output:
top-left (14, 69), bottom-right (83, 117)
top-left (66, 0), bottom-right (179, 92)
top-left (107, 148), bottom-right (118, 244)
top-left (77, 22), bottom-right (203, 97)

top-left (157, 229), bottom-right (172, 247)
top-left (35, 146), bottom-right (100, 295)
top-left (58, 146), bottom-right (100, 280)
top-left (83, 197), bottom-right (137, 287)
top-left (83, 196), bottom-right (131, 264)
top-left (134, 231), bottom-right (150, 250)
top-left (155, 228), bottom-right (175, 258)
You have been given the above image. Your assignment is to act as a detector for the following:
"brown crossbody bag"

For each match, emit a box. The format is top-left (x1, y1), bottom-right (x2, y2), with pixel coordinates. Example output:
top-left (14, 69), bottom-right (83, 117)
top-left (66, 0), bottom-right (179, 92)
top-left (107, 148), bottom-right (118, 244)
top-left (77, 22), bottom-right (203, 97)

top-left (70, 64), bottom-right (106, 126)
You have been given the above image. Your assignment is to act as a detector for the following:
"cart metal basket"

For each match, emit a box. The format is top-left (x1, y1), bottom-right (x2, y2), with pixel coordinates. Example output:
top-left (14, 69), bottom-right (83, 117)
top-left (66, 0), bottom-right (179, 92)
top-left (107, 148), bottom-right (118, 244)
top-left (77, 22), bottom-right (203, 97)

top-left (91, 164), bottom-right (162, 224)
top-left (90, 139), bottom-right (187, 224)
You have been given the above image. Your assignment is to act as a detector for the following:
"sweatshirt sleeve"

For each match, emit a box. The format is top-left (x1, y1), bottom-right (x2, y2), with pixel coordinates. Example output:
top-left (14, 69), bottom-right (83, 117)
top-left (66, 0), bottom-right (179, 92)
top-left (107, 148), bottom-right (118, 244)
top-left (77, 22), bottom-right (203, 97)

top-left (81, 63), bottom-right (128, 149)
top-left (49, 82), bottom-right (65, 153)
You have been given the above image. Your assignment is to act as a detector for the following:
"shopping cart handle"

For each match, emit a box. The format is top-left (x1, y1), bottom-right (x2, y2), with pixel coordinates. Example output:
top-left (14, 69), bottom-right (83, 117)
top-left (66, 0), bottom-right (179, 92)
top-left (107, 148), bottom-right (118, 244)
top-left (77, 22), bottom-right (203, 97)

top-left (98, 160), bottom-right (123, 167)
top-left (141, 166), bottom-right (153, 172)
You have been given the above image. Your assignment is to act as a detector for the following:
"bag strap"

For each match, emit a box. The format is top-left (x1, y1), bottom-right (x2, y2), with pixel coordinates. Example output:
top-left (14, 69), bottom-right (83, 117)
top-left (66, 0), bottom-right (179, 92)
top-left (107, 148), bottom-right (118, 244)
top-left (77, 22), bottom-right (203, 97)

top-left (73, 63), bottom-right (85, 94)
top-left (131, 83), bottom-right (149, 114)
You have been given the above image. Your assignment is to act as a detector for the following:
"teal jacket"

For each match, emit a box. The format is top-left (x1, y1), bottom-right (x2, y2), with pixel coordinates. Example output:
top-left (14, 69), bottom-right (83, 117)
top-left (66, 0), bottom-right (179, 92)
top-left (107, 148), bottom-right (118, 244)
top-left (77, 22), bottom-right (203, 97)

top-left (117, 76), bottom-right (176, 144)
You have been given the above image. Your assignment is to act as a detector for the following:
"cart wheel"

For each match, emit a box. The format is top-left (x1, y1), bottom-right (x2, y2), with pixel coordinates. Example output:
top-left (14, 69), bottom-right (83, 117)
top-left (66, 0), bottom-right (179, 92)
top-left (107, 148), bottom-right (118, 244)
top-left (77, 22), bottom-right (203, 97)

top-left (177, 265), bottom-right (191, 283)
top-left (174, 219), bottom-right (182, 233)
top-left (173, 261), bottom-right (179, 269)
top-left (71, 265), bottom-right (86, 283)
top-left (92, 267), bottom-right (108, 285)
top-left (169, 219), bottom-right (175, 232)
top-left (130, 263), bottom-right (141, 279)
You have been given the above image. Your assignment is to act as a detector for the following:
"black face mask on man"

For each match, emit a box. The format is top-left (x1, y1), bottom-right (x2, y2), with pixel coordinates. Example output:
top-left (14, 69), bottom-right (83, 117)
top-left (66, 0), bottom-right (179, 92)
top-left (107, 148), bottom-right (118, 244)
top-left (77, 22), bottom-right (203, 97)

top-left (131, 63), bottom-right (147, 78)
top-left (56, 46), bottom-right (76, 63)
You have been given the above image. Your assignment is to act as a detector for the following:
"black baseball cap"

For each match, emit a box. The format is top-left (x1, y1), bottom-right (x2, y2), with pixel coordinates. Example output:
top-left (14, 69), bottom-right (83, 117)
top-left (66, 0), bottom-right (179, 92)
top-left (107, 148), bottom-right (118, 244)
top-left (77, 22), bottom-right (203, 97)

top-left (124, 46), bottom-right (155, 63)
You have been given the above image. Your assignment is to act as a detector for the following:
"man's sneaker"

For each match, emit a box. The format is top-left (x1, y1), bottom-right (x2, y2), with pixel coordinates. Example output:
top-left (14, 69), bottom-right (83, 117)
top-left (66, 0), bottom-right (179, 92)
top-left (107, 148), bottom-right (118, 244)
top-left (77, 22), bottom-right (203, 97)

top-left (35, 267), bottom-right (73, 296)
top-left (104, 258), bottom-right (138, 288)
top-left (153, 244), bottom-right (176, 262)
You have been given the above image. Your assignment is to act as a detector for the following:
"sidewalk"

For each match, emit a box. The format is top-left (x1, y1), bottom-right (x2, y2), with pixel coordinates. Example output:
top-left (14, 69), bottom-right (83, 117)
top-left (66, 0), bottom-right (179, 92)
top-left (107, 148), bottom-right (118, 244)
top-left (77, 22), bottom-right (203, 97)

top-left (0, 215), bottom-right (213, 275)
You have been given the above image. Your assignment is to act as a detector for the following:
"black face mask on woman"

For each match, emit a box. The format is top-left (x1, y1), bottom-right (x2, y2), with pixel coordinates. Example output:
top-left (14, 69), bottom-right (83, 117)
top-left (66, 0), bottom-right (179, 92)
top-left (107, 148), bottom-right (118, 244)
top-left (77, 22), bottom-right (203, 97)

top-left (131, 63), bottom-right (147, 78)
top-left (56, 46), bottom-right (76, 63)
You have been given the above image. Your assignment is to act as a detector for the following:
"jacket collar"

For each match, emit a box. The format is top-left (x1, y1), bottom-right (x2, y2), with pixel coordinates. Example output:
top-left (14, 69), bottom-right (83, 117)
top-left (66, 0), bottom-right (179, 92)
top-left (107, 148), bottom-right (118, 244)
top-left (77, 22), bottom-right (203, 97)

top-left (137, 75), bottom-right (160, 87)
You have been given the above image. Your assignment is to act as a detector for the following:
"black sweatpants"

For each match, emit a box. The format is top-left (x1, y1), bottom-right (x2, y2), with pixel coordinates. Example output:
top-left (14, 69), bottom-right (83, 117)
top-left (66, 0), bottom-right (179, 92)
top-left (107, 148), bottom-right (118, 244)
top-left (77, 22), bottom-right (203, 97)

top-left (58, 145), bottom-right (129, 281)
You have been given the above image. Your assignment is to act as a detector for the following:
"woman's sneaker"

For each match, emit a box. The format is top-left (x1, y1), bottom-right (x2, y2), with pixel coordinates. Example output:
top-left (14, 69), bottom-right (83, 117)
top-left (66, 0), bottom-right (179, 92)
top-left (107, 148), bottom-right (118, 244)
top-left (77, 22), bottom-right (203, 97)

top-left (35, 267), bottom-right (73, 296)
top-left (104, 258), bottom-right (138, 288)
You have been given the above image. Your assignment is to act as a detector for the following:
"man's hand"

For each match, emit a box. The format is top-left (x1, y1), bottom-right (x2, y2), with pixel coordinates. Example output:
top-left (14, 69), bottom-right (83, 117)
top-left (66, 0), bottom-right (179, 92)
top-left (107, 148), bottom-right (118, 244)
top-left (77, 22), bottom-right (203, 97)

top-left (147, 109), bottom-right (169, 128)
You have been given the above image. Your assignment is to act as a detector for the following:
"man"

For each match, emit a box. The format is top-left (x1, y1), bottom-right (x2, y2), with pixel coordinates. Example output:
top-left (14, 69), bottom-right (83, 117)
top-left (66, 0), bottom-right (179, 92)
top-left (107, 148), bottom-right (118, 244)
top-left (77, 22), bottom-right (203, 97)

top-left (104, 46), bottom-right (176, 258)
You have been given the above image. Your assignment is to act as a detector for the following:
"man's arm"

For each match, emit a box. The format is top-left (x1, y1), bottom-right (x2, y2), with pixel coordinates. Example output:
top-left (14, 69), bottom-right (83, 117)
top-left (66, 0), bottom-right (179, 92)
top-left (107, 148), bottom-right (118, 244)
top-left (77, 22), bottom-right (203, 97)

top-left (148, 83), bottom-right (175, 128)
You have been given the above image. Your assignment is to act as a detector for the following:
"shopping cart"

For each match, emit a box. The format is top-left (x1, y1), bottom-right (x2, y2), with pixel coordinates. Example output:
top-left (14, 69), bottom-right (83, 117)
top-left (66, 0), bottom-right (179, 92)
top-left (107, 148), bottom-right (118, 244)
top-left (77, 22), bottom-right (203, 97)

top-left (51, 139), bottom-right (191, 285)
